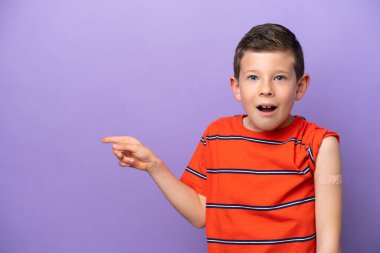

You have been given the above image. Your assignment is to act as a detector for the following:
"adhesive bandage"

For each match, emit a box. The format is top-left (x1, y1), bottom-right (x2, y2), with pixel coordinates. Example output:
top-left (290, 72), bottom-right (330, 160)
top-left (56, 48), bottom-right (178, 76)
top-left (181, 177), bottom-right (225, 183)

top-left (316, 174), bottom-right (342, 185)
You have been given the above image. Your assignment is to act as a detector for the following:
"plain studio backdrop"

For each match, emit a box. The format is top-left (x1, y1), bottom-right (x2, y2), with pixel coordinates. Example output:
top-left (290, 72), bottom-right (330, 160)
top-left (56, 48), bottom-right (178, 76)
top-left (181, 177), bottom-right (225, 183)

top-left (0, 0), bottom-right (379, 252)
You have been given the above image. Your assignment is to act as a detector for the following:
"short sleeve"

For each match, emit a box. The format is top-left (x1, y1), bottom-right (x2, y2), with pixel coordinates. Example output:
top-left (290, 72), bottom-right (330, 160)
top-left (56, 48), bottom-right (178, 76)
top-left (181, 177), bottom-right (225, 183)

top-left (307, 127), bottom-right (340, 174)
top-left (180, 131), bottom-right (208, 196)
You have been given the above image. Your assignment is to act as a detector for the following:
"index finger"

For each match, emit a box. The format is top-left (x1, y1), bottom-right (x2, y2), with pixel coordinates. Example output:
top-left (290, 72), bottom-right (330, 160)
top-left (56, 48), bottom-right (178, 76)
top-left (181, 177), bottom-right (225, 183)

top-left (102, 136), bottom-right (126, 143)
top-left (102, 136), bottom-right (141, 144)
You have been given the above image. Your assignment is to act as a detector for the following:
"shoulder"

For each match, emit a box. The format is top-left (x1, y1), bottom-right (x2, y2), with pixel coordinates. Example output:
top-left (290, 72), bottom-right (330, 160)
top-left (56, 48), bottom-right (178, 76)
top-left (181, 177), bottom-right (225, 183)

top-left (297, 116), bottom-right (341, 173)
top-left (203, 114), bottom-right (240, 134)
top-left (299, 116), bottom-right (341, 145)
top-left (315, 132), bottom-right (342, 174)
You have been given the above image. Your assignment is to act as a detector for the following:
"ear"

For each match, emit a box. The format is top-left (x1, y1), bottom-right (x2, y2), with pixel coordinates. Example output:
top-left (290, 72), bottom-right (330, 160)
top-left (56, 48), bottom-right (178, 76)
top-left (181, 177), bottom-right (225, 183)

top-left (230, 75), bottom-right (241, 101)
top-left (295, 73), bottom-right (311, 101)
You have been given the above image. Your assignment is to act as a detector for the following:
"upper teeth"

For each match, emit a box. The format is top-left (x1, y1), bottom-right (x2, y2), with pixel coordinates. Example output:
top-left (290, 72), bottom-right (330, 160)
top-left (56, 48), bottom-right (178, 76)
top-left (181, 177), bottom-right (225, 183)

top-left (262, 105), bottom-right (272, 108)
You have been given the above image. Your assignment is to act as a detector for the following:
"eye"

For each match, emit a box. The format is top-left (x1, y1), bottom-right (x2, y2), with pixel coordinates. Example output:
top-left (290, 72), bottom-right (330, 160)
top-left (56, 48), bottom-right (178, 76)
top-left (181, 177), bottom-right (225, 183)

top-left (248, 75), bottom-right (258, 80)
top-left (274, 75), bottom-right (286, 81)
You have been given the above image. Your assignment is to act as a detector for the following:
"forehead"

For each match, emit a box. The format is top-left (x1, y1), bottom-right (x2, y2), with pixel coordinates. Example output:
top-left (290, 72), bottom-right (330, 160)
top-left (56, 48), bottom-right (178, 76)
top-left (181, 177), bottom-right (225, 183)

top-left (240, 50), bottom-right (295, 73)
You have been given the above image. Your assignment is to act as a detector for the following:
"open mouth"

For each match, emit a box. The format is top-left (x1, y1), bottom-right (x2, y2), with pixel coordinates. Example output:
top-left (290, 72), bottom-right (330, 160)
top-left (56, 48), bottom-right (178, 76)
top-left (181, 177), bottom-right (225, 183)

top-left (257, 105), bottom-right (277, 112)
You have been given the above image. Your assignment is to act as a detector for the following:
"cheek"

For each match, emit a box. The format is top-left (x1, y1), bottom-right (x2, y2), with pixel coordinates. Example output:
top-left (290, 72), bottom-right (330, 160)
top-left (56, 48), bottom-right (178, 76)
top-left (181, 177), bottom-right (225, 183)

top-left (240, 92), bottom-right (255, 105)
top-left (239, 85), bottom-right (256, 98)
top-left (274, 93), bottom-right (295, 110)
top-left (279, 88), bottom-right (297, 100)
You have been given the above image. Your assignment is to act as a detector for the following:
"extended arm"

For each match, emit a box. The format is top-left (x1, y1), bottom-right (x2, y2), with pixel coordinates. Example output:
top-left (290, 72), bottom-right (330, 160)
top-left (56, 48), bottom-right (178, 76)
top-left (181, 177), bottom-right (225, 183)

top-left (102, 136), bottom-right (206, 228)
top-left (314, 136), bottom-right (342, 253)
top-left (147, 159), bottom-right (206, 228)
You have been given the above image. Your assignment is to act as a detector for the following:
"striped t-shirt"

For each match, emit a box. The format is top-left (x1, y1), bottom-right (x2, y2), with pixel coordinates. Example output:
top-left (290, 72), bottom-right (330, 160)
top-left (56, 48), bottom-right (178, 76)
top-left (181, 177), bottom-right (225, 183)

top-left (180, 114), bottom-right (340, 253)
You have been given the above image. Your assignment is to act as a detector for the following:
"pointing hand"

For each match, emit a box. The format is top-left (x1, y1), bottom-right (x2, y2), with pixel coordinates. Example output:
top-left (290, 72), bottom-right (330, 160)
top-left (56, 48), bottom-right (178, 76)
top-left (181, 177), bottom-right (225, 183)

top-left (102, 136), bottom-right (160, 173)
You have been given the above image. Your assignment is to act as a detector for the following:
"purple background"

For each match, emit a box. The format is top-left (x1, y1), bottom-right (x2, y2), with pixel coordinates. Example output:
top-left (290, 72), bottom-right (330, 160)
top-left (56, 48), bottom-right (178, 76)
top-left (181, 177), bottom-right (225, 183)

top-left (1, 0), bottom-right (379, 252)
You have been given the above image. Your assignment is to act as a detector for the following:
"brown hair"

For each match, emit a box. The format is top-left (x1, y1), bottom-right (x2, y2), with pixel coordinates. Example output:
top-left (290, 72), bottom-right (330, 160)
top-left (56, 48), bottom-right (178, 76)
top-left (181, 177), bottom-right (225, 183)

top-left (233, 23), bottom-right (304, 81)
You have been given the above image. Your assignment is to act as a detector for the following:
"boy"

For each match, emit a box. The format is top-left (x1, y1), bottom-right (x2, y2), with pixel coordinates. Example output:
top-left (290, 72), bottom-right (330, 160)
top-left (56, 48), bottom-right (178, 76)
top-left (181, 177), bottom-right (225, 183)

top-left (102, 23), bottom-right (342, 253)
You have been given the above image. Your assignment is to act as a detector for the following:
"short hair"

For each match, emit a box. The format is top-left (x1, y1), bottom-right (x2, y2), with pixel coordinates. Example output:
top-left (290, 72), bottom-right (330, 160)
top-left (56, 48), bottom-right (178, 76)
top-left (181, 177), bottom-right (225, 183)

top-left (233, 23), bottom-right (304, 81)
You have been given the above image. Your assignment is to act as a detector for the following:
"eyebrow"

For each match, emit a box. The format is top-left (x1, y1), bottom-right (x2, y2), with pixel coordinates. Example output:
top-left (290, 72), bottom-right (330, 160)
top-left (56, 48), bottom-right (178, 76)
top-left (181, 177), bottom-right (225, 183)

top-left (244, 69), bottom-right (291, 75)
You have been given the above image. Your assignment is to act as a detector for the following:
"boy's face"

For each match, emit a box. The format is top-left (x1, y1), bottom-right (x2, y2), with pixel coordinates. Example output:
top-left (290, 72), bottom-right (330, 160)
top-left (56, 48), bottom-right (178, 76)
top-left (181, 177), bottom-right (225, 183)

top-left (230, 50), bottom-right (310, 132)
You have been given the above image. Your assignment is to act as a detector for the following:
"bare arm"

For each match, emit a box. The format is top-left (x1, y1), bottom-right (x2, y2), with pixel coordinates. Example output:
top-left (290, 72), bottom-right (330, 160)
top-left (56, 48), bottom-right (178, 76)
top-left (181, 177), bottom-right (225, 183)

top-left (102, 136), bottom-right (206, 228)
top-left (314, 136), bottom-right (342, 253)
top-left (148, 160), bottom-right (206, 228)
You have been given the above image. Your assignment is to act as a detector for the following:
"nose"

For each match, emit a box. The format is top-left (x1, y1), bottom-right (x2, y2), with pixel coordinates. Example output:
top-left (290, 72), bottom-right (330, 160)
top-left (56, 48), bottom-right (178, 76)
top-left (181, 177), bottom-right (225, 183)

top-left (259, 80), bottom-right (274, 96)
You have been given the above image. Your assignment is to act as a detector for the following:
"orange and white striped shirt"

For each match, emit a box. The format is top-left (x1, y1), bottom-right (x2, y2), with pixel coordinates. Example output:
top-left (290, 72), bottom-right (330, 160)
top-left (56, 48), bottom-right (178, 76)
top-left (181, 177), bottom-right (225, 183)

top-left (180, 114), bottom-right (340, 253)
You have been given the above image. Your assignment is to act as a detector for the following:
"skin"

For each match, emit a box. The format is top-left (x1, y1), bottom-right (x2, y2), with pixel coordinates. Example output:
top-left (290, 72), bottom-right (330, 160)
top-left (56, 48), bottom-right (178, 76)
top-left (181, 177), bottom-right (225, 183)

top-left (314, 136), bottom-right (342, 253)
top-left (230, 49), bottom-right (310, 132)
top-left (102, 50), bottom-right (342, 253)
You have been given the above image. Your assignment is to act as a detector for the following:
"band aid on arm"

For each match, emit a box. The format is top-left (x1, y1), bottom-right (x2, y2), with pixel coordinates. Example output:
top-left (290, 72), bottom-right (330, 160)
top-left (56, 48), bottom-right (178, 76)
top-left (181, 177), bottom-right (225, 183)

top-left (316, 174), bottom-right (342, 185)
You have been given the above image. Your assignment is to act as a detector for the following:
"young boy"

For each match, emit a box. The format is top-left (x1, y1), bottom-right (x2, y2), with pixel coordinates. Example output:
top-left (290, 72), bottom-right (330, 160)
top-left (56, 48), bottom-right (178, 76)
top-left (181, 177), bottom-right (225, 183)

top-left (102, 23), bottom-right (342, 253)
